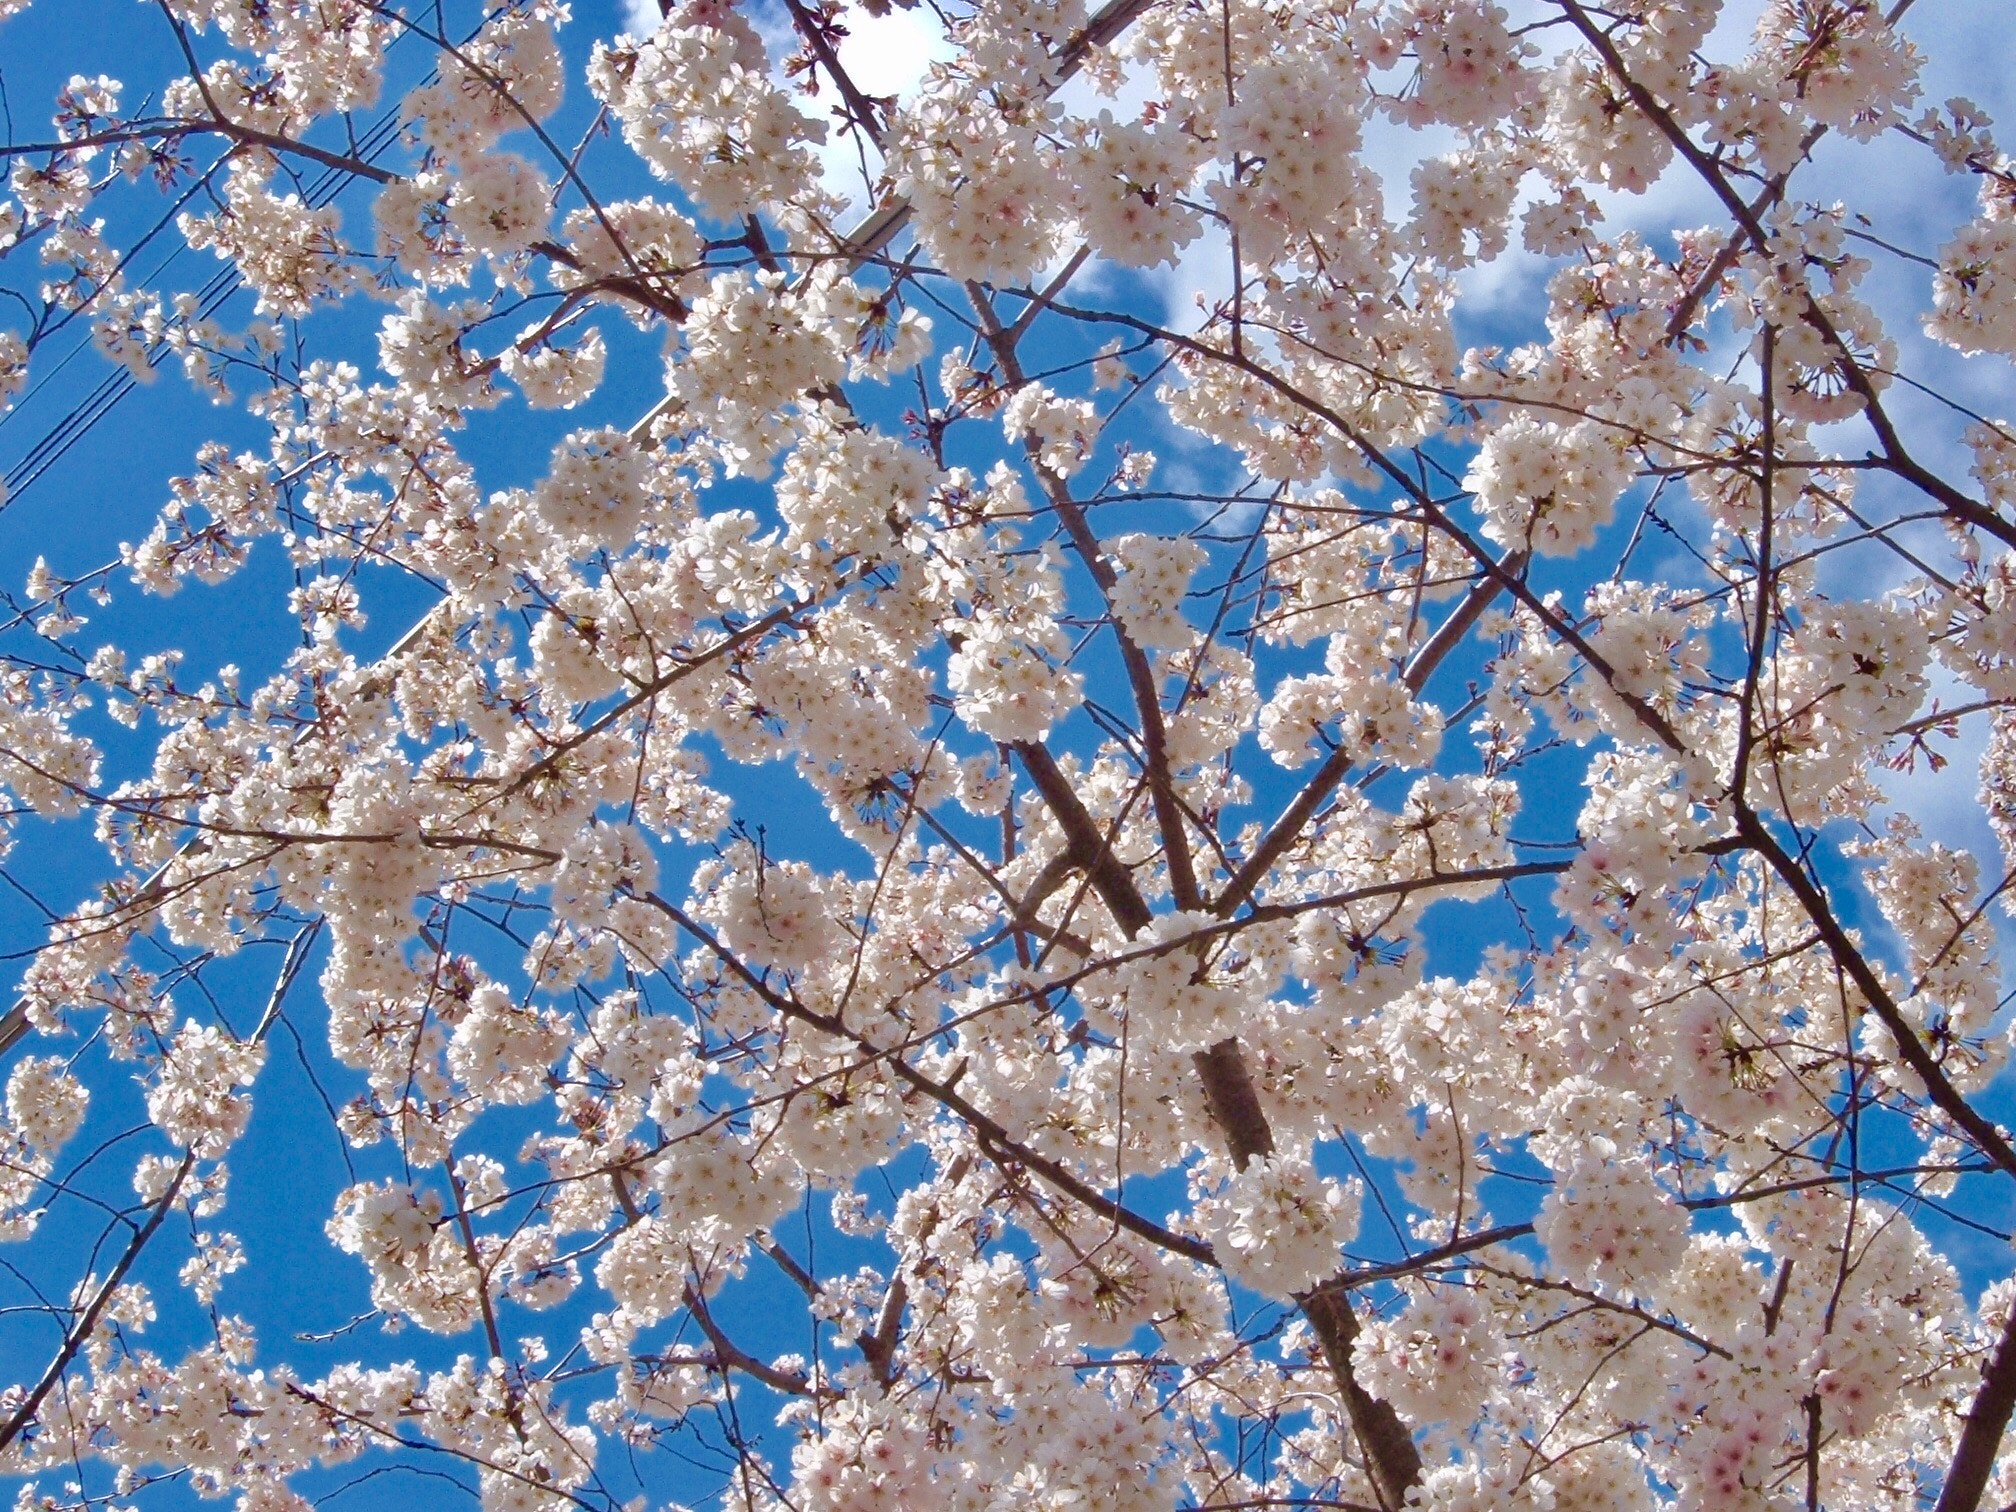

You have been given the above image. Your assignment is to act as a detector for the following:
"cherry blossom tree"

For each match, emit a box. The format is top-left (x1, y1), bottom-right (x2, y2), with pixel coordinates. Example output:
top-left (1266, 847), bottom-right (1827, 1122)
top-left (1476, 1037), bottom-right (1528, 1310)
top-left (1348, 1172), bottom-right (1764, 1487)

top-left (1, 0), bottom-right (2014, 1508)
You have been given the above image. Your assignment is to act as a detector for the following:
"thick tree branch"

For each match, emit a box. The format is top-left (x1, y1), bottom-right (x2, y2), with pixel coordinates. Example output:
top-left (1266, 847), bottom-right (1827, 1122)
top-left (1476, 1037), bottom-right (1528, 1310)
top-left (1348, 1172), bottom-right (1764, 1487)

top-left (1941, 1303), bottom-right (2016, 1512)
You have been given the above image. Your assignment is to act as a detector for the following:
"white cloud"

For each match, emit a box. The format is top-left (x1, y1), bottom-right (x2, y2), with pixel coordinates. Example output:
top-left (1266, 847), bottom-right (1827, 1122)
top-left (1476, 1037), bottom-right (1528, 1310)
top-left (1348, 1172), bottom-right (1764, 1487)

top-left (608, 0), bottom-right (951, 216)
top-left (833, 4), bottom-right (949, 98)
top-left (612, 0), bottom-right (2011, 908)
top-left (809, 4), bottom-right (953, 213)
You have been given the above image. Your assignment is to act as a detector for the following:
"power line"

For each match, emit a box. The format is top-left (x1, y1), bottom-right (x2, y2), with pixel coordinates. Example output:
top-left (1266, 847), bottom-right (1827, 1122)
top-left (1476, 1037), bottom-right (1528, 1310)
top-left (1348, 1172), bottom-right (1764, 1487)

top-left (0, 0), bottom-right (1160, 1058)
top-left (1, 102), bottom-right (408, 503)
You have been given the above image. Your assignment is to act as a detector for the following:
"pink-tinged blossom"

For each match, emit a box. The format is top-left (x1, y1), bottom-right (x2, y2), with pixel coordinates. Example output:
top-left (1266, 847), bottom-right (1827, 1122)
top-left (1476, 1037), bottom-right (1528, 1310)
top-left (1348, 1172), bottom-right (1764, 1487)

top-left (0, 1), bottom-right (2008, 1508)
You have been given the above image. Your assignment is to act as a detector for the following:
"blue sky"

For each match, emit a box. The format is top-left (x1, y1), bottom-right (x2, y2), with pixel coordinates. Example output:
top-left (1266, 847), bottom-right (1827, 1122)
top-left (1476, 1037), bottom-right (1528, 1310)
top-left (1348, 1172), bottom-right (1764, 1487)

top-left (2, 1), bottom-right (2015, 1508)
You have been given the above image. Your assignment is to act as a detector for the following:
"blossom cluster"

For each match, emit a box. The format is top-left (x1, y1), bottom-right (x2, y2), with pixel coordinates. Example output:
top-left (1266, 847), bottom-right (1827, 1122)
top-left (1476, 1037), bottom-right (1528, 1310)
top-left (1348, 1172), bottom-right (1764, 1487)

top-left (0, 1), bottom-right (2012, 1511)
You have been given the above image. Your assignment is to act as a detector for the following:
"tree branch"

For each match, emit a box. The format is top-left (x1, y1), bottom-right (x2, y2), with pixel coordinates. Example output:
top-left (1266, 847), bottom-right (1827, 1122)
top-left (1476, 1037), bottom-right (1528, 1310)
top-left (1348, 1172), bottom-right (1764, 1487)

top-left (1938, 1305), bottom-right (2016, 1512)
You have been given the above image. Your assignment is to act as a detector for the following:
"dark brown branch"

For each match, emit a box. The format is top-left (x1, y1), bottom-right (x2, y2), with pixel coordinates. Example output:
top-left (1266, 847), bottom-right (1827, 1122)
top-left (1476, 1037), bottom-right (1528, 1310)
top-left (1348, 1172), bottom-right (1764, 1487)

top-left (156, 3), bottom-right (397, 184)
top-left (1010, 742), bottom-right (1154, 935)
top-left (1194, 1038), bottom-right (1276, 1171)
top-left (1732, 804), bottom-right (2016, 1180)
top-left (1297, 1290), bottom-right (1424, 1512)
top-left (0, 1154), bottom-right (194, 1453)
top-left (636, 892), bottom-right (1215, 1266)
top-left (970, 285), bottom-right (1205, 914)
top-left (1938, 1306), bottom-right (2016, 1512)
top-left (1190, 1032), bottom-right (1425, 1511)
top-left (1557, 0), bottom-right (2016, 556)
top-left (683, 1280), bottom-right (818, 1397)
top-left (1215, 551), bottom-right (1526, 917)
top-left (779, 0), bottom-right (890, 149)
